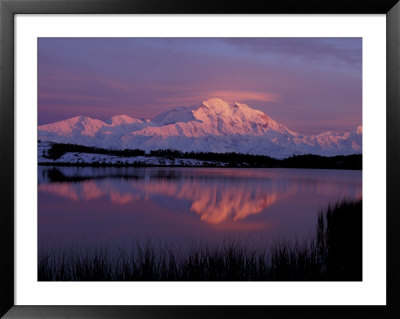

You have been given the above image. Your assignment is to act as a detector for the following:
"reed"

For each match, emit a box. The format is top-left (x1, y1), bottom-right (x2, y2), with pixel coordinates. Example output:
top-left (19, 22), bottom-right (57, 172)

top-left (38, 199), bottom-right (362, 281)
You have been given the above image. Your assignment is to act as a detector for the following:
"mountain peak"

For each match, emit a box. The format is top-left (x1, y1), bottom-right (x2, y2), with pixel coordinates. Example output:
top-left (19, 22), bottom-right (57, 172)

top-left (66, 115), bottom-right (89, 123)
top-left (106, 114), bottom-right (140, 126)
top-left (201, 98), bottom-right (254, 112)
top-left (201, 98), bottom-right (261, 116)
top-left (201, 98), bottom-right (231, 110)
top-left (40, 115), bottom-right (98, 127)
top-left (38, 99), bottom-right (362, 158)
top-left (38, 115), bottom-right (105, 137)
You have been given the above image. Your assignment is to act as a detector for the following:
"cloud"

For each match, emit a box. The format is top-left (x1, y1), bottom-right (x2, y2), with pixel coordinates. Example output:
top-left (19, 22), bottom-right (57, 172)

top-left (94, 76), bottom-right (132, 92)
top-left (39, 92), bottom-right (112, 102)
top-left (223, 38), bottom-right (362, 67)
top-left (38, 38), bottom-right (361, 133)
top-left (155, 90), bottom-right (280, 107)
top-left (207, 90), bottom-right (280, 103)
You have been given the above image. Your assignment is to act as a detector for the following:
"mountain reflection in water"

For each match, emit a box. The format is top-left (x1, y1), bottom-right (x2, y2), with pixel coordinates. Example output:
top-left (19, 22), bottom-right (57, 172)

top-left (38, 166), bottom-right (362, 247)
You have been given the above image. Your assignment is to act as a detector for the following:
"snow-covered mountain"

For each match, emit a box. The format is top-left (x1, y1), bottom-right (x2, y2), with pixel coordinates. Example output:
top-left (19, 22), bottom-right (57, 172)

top-left (38, 98), bottom-right (362, 159)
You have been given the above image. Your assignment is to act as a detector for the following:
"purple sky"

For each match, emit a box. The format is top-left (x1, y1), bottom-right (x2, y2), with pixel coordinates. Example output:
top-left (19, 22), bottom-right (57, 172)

top-left (38, 38), bottom-right (361, 134)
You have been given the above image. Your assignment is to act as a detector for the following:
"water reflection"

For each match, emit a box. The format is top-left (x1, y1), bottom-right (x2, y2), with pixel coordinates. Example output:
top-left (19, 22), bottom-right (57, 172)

top-left (39, 166), bottom-right (361, 227)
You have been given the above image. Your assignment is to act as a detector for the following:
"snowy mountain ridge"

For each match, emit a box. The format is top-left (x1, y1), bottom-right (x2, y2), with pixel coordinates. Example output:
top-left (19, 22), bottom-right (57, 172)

top-left (38, 98), bottom-right (362, 159)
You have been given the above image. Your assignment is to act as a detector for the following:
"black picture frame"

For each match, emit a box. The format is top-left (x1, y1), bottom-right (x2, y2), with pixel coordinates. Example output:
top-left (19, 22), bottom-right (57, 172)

top-left (1, 0), bottom-right (399, 318)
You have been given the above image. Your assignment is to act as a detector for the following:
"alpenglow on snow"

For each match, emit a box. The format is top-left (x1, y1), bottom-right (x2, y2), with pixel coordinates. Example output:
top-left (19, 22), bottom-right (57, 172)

top-left (38, 98), bottom-right (362, 159)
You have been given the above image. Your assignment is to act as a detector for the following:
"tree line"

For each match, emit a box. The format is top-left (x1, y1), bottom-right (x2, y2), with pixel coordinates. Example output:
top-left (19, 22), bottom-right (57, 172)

top-left (40, 141), bottom-right (362, 170)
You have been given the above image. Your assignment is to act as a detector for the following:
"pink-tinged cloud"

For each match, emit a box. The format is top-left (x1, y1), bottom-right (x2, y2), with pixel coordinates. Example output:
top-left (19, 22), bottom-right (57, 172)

top-left (43, 72), bottom-right (86, 84)
top-left (94, 76), bottom-right (133, 92)
top-left (155, 90), bottom-right (280, 107)
top-left (39, 92), bottom-right (113, 102)
top-left (38, 38), bottom-right (361, 134)
top-left (207, 90), bottom-right (280, 103)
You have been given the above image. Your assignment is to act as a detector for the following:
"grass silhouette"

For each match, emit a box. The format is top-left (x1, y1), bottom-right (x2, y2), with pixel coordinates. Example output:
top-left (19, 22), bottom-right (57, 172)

top-left (38, 199), bottom-right (361, 281)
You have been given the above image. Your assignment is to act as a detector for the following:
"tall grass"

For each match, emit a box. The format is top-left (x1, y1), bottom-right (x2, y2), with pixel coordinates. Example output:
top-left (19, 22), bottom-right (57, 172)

top-left (38, 199), bottom-right (361, 281)
top-left (268, 199), bottom-right (362, 280)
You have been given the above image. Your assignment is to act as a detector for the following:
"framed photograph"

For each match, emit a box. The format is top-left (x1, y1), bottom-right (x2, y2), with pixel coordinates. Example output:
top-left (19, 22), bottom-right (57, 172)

top-left (1, 0), bottom-right (399, 318)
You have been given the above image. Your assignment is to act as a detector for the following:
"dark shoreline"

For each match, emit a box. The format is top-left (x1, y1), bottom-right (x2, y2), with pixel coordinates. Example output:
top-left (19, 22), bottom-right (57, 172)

top-left (38, 162), bottom-right (362, 170)
top-left (39, 142), bottom-right (362, 170)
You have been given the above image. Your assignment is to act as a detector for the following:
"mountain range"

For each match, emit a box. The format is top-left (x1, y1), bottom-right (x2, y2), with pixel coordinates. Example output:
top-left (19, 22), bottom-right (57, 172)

top-left (38, 98), bottom-right (362, 159)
